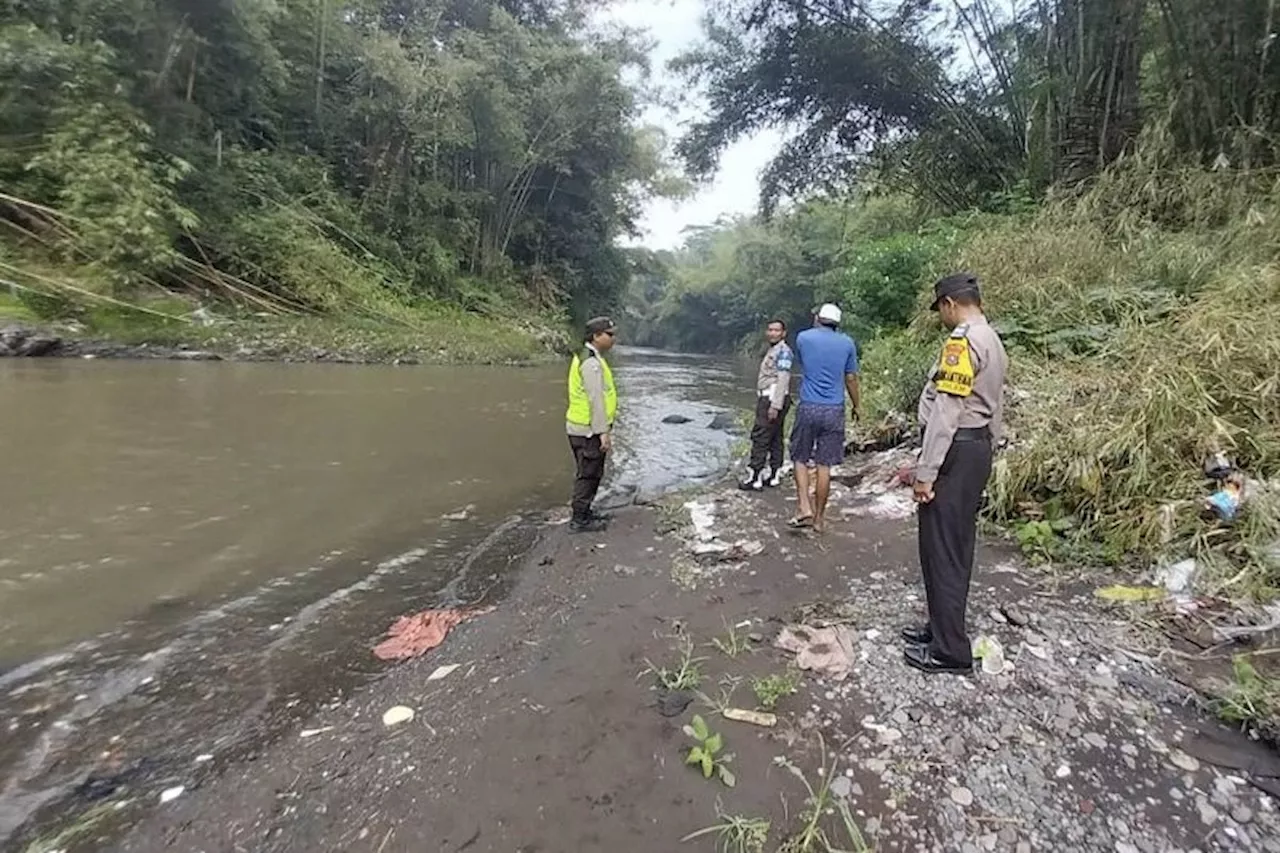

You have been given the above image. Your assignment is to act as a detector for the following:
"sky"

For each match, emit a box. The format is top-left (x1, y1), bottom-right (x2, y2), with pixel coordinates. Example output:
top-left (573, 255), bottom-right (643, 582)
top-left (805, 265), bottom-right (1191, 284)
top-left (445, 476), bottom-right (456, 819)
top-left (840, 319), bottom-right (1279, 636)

top-left (592, 0), bottom-right (784, 252)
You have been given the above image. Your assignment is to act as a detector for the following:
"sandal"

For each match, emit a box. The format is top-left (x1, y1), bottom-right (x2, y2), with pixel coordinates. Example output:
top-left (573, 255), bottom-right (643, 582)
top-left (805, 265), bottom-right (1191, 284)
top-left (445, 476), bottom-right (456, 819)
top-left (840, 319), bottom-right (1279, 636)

top-left (787, 514), bottom-right (814, 529)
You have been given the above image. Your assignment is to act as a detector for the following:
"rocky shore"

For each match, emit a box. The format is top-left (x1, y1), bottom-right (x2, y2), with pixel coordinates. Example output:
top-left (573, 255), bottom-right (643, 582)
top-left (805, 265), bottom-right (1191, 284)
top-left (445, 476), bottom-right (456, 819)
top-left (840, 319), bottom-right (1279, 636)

top-left (14, 450), bottom-right (1270, 853)
top-left (0, 320), bottom-right (562, 366)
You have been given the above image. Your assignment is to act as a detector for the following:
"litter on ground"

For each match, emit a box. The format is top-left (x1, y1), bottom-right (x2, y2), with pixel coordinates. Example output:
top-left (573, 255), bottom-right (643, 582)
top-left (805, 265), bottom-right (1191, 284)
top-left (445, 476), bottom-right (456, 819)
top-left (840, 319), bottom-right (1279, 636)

top-left (774, 624), bottom-right (858, 680)
top-left (382, 705), bottom-right (415, 727)
top-left (373, 606), bottom-right (495, 661)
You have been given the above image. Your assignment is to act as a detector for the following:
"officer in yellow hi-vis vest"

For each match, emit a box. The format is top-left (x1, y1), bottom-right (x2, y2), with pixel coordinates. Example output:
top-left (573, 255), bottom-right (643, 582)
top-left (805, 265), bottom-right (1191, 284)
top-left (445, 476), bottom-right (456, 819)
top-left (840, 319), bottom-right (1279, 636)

top-left (902, 273), bottom-right (1007, 676)
top-left (565, 316), bottom-right (619, 533)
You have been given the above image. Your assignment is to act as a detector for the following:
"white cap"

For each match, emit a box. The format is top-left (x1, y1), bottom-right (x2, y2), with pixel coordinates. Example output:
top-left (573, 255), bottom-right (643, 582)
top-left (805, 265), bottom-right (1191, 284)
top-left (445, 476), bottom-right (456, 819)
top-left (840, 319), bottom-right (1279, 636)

top-left (817, 303), bottom-right (842, 325)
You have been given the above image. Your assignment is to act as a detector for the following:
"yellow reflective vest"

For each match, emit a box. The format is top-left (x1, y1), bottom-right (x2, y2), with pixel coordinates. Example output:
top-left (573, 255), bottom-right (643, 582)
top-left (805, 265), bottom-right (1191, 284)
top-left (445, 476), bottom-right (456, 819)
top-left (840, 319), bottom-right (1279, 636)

top-left (566, 349), bottom-right (617, 428)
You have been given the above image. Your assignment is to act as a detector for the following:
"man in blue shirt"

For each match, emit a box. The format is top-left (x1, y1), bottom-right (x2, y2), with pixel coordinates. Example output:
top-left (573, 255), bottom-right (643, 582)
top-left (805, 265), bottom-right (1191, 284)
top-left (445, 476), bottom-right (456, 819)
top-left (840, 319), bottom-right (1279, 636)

top-left (788, 303), bottom-right (860, 532)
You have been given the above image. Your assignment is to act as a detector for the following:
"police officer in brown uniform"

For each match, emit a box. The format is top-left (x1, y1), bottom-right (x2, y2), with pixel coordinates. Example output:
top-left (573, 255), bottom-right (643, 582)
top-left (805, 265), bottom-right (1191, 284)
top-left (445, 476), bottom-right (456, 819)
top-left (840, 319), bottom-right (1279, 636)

top-left (903, 273), bottom-right (1007, 675)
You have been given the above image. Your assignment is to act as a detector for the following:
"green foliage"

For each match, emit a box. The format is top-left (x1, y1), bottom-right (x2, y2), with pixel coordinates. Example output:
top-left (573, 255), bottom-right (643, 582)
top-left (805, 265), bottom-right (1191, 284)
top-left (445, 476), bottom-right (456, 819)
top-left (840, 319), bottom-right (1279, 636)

top-left (673, 0), bottom-right (1280, 214)
top-left (751, 670), bottom-right (802, 710)
top-left (1213, 655), bottom-right (1279, 730)
top-left (681, 802), bottom-right (770, 853)
top-left (775, 750), bottom-right (871, 853)
top-left (0, 0), bottom-right (680, 327)
top-left (710, 619), bottom-right (751, 659)
top-left (625, 196), bottom-right (945, 354)
top-left (642, 635), bottom-right (707, 692)
top-left (682, 714), bottom-right (736, 787)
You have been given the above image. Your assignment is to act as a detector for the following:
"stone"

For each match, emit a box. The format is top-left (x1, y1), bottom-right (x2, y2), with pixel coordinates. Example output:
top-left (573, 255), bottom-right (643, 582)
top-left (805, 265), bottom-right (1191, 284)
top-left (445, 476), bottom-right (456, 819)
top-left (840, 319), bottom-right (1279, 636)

top-left (1084, 732), bottom-right (1108, 749)
top-left (1055, 764), bottom-right (1072, 779)
top-left (661, 414), bottom-right (692, 424)
top-left (1001, 606), bottom-right (1031, 627)
top-left (950, 787), bottom-right (974, 807)
top-left (980, 834), bottom-right (997, 851)
top-left (1116, 844), bottom-right (1140, 853)
top-left (831, 776), bottom-right (853, 800)
top-left (1230, 805), bottom-right (1253, 824)
top-left (1169, 750), bottom-right (1201, 773)
top-left (707, 413), bottom-right (737, 430)
top-left (1016, 844), bottom-right (1032, 853)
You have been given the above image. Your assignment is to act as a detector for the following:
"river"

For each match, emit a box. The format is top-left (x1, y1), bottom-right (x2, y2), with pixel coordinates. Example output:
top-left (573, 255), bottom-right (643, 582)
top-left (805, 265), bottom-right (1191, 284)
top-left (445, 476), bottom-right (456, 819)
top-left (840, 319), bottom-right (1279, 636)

top-left (0, 346), bottom-right (752, 843)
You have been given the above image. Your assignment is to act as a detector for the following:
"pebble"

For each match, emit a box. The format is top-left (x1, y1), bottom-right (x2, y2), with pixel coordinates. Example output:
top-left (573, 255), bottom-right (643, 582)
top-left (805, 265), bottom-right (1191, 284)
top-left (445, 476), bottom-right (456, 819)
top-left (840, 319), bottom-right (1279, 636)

top-left (1084, 732), bottom-right (1108, 749)
top-left (950, 786), bottom-right (974, 807)
top-left (831, 776), bottom-right (853, 800)
top-left (1231, 805), bottom-right (1254, 824)
top-left (1117, 844), bottom-right (1140, 853)
top-left (1169, 750), bottom-right (1201, 773)
top-left (1016, 845), bottom-right (1031, 853)
top-left (1002, 605), bottom-right (1031, 627)
top-left (1055, 764), bottom-right (1072, 779)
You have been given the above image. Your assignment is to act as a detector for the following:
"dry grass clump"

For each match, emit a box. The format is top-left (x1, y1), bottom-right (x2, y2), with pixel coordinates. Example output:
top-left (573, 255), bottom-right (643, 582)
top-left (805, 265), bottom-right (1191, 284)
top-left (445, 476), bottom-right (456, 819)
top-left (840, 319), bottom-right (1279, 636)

top-left (867, 161), bottom-right (1280, 592)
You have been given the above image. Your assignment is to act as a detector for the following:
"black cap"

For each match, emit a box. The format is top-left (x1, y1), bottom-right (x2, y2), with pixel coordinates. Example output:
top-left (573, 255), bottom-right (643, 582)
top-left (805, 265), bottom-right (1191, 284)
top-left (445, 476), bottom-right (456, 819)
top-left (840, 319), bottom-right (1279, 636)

top-left (930, 273), bottom-right (980, 311)
top-left (584, 316), bottom-right (617, 341)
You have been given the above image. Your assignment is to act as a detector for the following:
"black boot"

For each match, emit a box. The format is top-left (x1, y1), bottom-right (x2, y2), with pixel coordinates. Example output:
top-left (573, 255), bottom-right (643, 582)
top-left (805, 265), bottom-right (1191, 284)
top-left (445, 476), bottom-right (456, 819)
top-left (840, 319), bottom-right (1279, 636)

top-left (900, 625), bottom-right (932, 645)
top-left (903, 644), bottom-right (973, 676)
top-left (569, 516), bottom-right (608, 534)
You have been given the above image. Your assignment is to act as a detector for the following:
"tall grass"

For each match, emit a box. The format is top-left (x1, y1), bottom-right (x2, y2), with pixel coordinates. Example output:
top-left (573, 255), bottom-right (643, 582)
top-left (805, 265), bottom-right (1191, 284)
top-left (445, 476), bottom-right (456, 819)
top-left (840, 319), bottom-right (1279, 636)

top-left (864, 157), bottom-right (1280, 593)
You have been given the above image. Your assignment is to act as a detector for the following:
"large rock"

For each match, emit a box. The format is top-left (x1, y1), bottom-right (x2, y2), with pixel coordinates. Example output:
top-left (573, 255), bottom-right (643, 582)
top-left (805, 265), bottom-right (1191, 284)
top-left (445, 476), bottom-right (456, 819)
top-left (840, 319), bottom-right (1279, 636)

top-left (661, 414), bottom-right (692, 425)
top-left (707, 412), bottom-right (738, 431)
top-left (0, 325), bottom-right (61, 357)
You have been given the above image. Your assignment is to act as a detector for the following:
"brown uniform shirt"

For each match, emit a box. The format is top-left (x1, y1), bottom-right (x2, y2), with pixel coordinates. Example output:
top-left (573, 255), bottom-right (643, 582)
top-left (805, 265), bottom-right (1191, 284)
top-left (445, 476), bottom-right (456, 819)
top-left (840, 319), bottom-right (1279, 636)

top-left (756, 341), bottom-right (793, 410)
top-left (916, 315), bottom-right (1007, 483)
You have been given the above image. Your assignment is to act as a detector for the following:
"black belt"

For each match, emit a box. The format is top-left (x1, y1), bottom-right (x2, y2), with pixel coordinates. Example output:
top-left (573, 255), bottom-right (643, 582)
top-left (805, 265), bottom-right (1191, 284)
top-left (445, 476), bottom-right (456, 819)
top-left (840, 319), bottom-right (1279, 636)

top-left (953, 426), bottom-right (991, 442)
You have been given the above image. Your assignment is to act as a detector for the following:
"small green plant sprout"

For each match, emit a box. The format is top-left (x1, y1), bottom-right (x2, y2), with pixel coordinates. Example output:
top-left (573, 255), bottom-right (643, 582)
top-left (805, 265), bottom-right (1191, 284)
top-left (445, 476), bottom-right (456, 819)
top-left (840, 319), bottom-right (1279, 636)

top-left (697, 673), bottom-right (743, 716)
top-left (711, 618), bottom-right (752, 658)
top-left (682, 798), bottom-right (770, 853)
top-left (775, 744), bottom-right (872, 853)
top-left (752, 669), bottom-right (803, 710)
top-left (1213, 654), bottom-right (1278, 725)
top-left (641, 634), bottom-right (707, 692)
top-left (683, 714), bottom-right (736, 787)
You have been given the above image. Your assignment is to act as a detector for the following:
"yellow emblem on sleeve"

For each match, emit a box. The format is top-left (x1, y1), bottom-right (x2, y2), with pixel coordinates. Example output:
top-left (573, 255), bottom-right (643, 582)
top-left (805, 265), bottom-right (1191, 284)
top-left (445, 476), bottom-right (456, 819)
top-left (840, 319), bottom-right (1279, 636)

top-left (934, 336), bottom-right (975, 397)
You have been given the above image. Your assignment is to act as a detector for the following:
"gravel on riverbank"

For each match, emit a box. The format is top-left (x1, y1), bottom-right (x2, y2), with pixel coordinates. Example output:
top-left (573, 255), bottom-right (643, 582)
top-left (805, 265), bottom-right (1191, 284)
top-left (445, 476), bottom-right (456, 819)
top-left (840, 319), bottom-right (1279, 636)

top-left (22, 455), bottom-right (1280, 853)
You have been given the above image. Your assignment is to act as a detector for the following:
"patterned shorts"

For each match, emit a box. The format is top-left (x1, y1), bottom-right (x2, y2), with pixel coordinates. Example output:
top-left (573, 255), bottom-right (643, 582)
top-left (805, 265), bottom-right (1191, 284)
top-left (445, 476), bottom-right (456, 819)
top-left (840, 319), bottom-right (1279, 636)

top-left (789, 403), bottom-right (846, 468)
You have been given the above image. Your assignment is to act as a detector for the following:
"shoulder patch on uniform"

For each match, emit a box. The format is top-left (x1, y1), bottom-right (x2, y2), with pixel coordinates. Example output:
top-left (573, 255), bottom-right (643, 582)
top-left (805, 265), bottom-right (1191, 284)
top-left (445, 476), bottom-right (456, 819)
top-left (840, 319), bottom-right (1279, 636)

top-left (776, 349), bottom-right (793, 371)
top-left (934, 336), bottom-right (975, 397)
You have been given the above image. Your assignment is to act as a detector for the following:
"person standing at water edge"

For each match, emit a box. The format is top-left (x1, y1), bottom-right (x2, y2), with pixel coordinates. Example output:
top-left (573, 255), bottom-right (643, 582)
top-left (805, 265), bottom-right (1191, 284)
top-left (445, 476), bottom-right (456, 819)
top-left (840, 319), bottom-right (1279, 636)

top-left (565, 317), bottom-right (619, 533)
top-left (741, 319), bottom-right (794, 491)
top-left (903, 273), bottom-right (1007, 675)
top-left (788, 303), bottom-right (859, 532)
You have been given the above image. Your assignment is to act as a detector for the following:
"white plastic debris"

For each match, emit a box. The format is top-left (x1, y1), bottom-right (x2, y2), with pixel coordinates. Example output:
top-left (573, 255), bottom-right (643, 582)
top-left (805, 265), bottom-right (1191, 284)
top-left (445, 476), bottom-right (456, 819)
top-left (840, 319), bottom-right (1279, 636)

top-left (382, 705), bottom-right (415, 727)
top-left (160, 786), bottom-right (185, 804)
top-left (1155, 558), bottom-right (1197, 597)
top-left (684, 500), bottom-right (717, 542)
top-left (428, 664), bottom-right (461, 681)
top-left (972, 635), bottom-right (1009, 675)
top-left (300, 726), bottom-right (334, 738)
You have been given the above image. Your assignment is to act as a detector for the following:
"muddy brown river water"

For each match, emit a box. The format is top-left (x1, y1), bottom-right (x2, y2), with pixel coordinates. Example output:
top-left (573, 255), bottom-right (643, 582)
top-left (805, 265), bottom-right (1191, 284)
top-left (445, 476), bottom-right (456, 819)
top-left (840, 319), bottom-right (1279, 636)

top-left (0, 347), bottom-right (751, 844)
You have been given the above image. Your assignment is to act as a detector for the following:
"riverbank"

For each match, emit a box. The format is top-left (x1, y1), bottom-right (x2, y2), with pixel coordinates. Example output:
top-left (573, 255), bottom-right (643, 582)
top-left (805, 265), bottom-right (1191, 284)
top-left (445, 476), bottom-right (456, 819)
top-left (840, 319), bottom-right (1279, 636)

top-left (24, 451), bottom-right (1277, 853)
top-left (0, 303), bottom-right (567, 366)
